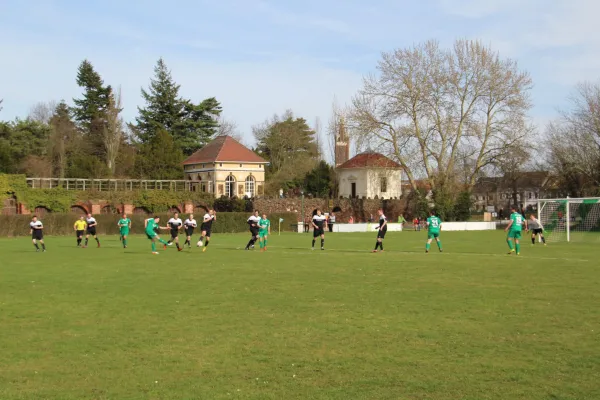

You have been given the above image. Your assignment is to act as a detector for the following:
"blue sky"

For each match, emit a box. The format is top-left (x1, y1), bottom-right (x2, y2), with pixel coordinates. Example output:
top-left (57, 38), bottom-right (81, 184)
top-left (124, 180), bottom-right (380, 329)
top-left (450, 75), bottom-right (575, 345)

top-left (1, 0), bottom-right (599, 151)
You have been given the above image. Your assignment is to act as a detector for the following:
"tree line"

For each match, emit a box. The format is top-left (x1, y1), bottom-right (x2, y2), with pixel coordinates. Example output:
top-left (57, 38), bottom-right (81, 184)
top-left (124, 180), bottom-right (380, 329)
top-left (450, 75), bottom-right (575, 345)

top-left (347, 39), bottom-right (600, 217)
top-left (2, 40), bottom-right (597, 204)
top-left (0, 58), bottom-right (335, 196)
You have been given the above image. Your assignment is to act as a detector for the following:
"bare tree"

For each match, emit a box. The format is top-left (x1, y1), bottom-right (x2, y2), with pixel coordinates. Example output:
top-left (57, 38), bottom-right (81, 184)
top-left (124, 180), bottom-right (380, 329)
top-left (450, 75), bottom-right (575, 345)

top-left (349, 39), bottom-right (533, 194)
top-left (0, 99), bottom-right (3, 112)
top-left (29, 100), bottom-right (58, 124)
top-left (545, 81), bottom-right (600, 196)
top-left (104, 87), bottom-right (124, 175)
top-left (215, 115), bottom-right (245, 143)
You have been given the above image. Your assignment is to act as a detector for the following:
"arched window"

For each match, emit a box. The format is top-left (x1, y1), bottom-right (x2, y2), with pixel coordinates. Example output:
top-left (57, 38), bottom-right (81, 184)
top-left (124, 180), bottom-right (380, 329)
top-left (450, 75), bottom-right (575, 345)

top-left (225, 175), bottom-right (236, 198)
top-left (245, 175), bottom-right (255, 197)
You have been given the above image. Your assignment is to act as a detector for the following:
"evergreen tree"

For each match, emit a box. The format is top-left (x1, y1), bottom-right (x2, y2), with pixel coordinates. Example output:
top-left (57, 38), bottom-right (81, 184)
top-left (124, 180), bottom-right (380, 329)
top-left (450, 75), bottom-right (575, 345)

top-left (136, 58), bottom-right (222, 155)
top-left (303, 160), bottom-right (334, 197)
top-left (134, 129), bottom-right (183, 179)
top-left (71, 59), bottom-right (112, 161)
top-left (49, 101), bottom-right (78, 178)
top-left (72, 60), bottom-right (111, 130)
top-left (254, 111), bottom-right (318, 193)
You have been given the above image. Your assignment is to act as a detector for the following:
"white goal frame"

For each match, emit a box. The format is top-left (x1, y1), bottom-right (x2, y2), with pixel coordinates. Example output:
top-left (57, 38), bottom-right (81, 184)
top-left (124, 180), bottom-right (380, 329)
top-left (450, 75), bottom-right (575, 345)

top-left (537, 197), bottom-right (600, 242)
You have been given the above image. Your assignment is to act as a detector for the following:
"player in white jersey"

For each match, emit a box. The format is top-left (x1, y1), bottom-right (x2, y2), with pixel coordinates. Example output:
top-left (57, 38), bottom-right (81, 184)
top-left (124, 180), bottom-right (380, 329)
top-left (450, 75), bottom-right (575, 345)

top-left (198, 209), bottom-right (216, 252)
top-left (244, 210), bottom-right (261, 250)
top-left (311, 209), bottom-right (327, 250)
top-left (528, 214), bottom-right (547, 246)
top-left (84, 213), bottom-right (100, 248)
top-left (183, 214), bottom-right (197, 249)
top-left (167, 212), bottom-right (183, 251)
top-left (29, 215), bottom-right (46, 252)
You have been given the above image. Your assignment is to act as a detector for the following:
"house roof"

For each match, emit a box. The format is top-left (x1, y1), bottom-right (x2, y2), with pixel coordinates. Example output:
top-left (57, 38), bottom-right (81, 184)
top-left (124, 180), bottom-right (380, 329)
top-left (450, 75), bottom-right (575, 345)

top-left (182, 135), bottom-right (267, 165)
top-left (337, 151), bottom-right (401, 169)
top-left (473, 171), bottom-right (553, 192)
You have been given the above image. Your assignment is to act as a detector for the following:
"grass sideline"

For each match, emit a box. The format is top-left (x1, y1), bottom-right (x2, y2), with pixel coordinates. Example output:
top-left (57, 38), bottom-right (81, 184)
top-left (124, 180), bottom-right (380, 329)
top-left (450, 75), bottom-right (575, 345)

top-left (1, 231), bottom-right (599, 400)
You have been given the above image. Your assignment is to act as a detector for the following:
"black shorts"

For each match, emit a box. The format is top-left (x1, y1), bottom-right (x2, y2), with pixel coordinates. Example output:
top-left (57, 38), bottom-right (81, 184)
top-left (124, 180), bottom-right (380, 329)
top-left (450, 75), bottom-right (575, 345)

top-left (86, 227), bottom-right (97, 236)
top-left (201, 223), bottom-right (211, 232)
top-left (185, 227), bottom-right (195, 236)
top-left (32, 230), bottom-right (43, 240)
top-left (532, 228), bottom-right (543, 235)
top-left (313, 227), bottom-right (324, 237)
top-left (76, 230), bottom-right (84, 237)
top-left (377, 228), bottom-right (387, 239)
top-left (250, 227), bottom-right (259, 237)
top-left (203, 229), bottom-right (212, 238)
top-left (170, 229), bottom-right (179, 239)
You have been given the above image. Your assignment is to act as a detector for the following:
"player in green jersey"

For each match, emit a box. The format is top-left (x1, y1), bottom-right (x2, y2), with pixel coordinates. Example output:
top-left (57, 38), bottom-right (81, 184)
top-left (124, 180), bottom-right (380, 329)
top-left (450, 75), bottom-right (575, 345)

top-left (258, 213), bottom-right (271, 252)
top-left (117, 213), bottom-right (132, 249)
top-left (425, 210), bottom-right (443, 253)
top-left (505, 205), bottom-right (527, 255)
top-left (144, 216), bottom-right (171, 255)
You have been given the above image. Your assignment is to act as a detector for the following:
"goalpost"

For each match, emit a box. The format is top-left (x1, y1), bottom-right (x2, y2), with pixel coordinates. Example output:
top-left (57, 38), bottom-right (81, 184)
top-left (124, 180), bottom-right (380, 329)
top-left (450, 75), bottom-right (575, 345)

top-left (537, 197), bottom-right (600, 242)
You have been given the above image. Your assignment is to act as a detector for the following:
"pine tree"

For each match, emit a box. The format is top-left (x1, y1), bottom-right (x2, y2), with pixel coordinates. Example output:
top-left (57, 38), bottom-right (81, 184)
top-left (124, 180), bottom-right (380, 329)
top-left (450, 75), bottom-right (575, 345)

top-left (71, 60), bottom-right (112, 161)
top-left (136, 58), bottom-right (183, 144)
top-left (134, 129), bottom-right (183, 179)
top-left (136, 58), bottom-right (222, 155)
top-left (49, 101), bottom-right (78, 178)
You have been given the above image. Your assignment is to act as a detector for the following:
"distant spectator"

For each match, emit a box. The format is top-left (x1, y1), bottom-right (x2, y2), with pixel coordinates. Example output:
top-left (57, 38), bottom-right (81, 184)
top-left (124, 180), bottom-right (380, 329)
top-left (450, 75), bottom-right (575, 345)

top-left (398, 214), bottom-right (406, 226)
top-left (349, 216), bottom-right (354, 224)
top-left (413, 217), bottom-right (419, 231)
top-left (279, 188), bottom-right (284, 198)
top-left (329, 212), bottom-right (336, 232)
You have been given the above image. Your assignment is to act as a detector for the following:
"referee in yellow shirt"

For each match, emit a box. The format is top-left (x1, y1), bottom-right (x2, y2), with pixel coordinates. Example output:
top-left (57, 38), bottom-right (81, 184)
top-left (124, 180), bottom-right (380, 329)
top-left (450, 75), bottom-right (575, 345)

top-left (73, 215), bottom-right (87, 247)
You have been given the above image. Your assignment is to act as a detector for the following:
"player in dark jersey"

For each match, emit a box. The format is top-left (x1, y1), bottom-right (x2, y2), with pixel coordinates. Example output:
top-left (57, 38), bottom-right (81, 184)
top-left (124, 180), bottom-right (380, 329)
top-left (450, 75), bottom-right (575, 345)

top-left (183, 214), bottom-right (197, 249)
top-left (167, 212), bottom-right (183, 251)
top-left (373, 209), bottom-right (387, 252)
top-left (84, 213), bottom-right (100, 248)
top-left (245, 210), bottom-right (260, 250)
top-left (29, 215), bottom-right (46, 252)
top-left (198, 209), bottom-right (216, 252)
top-left (311, 209), bottom-right (327, 250)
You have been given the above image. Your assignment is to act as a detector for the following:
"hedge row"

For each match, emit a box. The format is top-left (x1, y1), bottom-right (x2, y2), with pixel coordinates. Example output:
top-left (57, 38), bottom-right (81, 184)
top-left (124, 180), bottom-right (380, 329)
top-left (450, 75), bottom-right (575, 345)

top-left (0, 212), bottom-right (298, 237)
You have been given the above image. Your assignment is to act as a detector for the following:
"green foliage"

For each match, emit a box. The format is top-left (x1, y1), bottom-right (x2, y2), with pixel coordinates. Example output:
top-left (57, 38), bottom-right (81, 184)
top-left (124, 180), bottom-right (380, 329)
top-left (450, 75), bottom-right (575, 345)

top-left (0, 173), bottom-right (214, 213)
top-left (0, 119), bottom-right (52, 173)
top-left (408, 190), bottom-right (430, 219)
top-left (254, 111), bottom-right (318, 194)
top-left (454, 191), bottom-right (473, 221)
top-left (213, 196), bottom-right (253, 212)
top-left (432, 188), bottom-right (456, 221)
top-left (135, 58), bottom-right (222, 155)
top-left (303, 160), bottom-right (334, 198)
top-left (71, 60), bottom-right (111, 131)
top-left (134, 129), bottom-right (184, 179)
top-left (0, 212), bottom-right (297, 236)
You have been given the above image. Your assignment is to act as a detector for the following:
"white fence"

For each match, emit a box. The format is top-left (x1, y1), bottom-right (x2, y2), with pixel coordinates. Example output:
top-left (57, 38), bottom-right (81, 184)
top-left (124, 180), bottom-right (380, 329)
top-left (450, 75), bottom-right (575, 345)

top-left (26, 178), bottom-right (193, 191)
top-left (296, 222), bottom-right (497, 233)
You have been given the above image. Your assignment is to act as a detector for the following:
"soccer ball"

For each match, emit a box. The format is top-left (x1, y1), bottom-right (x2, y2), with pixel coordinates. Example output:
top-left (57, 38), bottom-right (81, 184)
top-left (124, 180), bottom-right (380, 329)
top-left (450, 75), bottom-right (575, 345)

top-left (196, 240), bottom-right (203, 247)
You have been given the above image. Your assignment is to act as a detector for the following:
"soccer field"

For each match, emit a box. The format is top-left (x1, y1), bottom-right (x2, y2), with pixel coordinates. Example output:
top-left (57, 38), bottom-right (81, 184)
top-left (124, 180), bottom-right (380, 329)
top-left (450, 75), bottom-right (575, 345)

top-left (1, 231), bottom-right (599, 400)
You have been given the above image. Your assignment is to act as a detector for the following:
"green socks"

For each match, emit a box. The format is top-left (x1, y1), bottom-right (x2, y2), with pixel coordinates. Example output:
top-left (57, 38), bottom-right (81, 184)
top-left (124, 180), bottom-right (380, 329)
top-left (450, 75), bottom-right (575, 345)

top-left (437, 240), bottom-right (442, 250)
top-left (516, 243), bottom-right (520, 254)
top-left (426, 243), bottom-right (430, 251)
top-left (259, 240), bottom-right (264, 249)
top-left (264, 239), bottom-right (268, 247)
top-left (507, 239), bottom-right (514, 250)
top-left (151, 242), bottom-right (156, 252)
top-left (159, 238), bottom-right (168, 245)
top-left (123, 239), bottom-right (127, 247)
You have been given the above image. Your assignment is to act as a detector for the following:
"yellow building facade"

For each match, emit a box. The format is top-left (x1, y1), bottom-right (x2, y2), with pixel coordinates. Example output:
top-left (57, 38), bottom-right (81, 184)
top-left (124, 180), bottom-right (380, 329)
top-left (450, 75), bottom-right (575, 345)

top-left (183, 136), bottom-right (268, 198)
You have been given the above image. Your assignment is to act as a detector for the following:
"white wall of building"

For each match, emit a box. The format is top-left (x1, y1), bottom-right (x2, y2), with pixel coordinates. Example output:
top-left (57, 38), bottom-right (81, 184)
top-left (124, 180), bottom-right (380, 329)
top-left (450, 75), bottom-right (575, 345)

top-left (338, 168), bottom-right (402, 199)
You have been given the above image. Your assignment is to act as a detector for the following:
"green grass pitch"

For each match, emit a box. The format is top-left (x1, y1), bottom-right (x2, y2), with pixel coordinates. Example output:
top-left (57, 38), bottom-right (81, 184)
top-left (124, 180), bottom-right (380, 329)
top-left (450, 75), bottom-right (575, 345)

top-left (1, 231), bottom-right (599, 400)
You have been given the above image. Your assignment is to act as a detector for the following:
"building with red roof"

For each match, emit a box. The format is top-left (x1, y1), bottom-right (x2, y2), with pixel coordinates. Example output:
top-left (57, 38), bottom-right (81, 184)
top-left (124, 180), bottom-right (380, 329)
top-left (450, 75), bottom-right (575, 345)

top-left (182, 135), bottom-right (268, 197)
top-left (337, 151), bottom-right (403, 199)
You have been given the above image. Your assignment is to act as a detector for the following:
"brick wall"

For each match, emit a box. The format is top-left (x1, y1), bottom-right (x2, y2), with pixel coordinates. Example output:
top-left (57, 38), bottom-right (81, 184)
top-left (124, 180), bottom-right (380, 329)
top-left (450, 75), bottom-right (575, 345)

top-left (253, 198), bottom-right (408, 223)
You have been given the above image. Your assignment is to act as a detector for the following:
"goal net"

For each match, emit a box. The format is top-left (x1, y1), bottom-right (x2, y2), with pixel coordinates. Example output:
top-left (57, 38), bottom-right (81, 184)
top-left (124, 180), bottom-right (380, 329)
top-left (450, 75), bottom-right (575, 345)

top-left (537, 197), bottom-right (600, 242)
